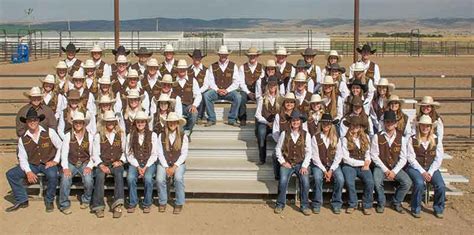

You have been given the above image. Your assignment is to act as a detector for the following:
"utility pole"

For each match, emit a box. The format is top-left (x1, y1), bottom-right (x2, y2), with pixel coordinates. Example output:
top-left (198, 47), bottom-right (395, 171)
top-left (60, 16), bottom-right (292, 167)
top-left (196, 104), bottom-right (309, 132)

top-left (156, 18), bottom-right (159, 32)
top-left (353, 0), bottom-right (360, 63)
top-left (114, 0), bottom-right (120, 49)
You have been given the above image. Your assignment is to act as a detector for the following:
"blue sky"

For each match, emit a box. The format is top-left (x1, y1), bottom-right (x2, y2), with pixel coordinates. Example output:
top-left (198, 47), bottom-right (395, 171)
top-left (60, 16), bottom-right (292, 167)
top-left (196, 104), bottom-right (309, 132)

top-left (0, 0), bottom-right (472, 22)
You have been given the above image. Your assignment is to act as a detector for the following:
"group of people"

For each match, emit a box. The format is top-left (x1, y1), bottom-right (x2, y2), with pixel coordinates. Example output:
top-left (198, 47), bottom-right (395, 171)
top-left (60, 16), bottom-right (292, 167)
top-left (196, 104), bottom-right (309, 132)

top-left (5, 42), bottom-right (446, 219)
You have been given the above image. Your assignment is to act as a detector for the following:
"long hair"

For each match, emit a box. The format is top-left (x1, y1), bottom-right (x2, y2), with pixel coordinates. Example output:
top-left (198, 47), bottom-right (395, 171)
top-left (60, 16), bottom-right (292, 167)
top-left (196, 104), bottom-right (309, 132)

top-left (55, 74), bottom-right (70, 94)
top-left (263, 84), bottom-right (281, 111)
top-left (394, 108), bottom-right (407, 132)
top-left (127, 125), bottom-right (151, 155)
top-left (415, 124), bottom-right (436, 150)
top-left (416, 106), bottom-right (441, 122)
top-left (124, 99), bottom-right (144, 120)
top-left (346, 127), bottom-right (369, 153)
top-left (308, 103), bottom-right (325, 122)
top-left (163, 124), bottom-right (183, 152)
top-left (99, 120), bottom-right (123, 140)
top-left (320, 85), bottom-right (338, 118)
top-left (319, 123), bottom-right (338, 148)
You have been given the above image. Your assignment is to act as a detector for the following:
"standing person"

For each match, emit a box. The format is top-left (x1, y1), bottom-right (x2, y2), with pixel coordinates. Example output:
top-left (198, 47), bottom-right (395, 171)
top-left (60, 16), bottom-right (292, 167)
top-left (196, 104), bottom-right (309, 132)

top-left (386, 95), bottom-right (411, 136)
top-left (188, 49), bottom-right (208, 123)
top-left (301, 48), bottom-right (322, 93)
top-left (238, 47), bottom-right (263, 126)
top-left (310, 113), bottom-right (344, 214)
top-left (327, 63), bottom-right (350, 99)
top-left (40, 74), bottom-right (66, 119)
top-left (255, 76), bottom-right (282, 165)
top-left (117, 69), bottom-right (150, 115)
top-left (95, 75), bottom-right (122, 113)
top-left (160, 44), bottom-right (178, 78)
top-left (91, 110), bottom-right (126, 218)
top-left (110, 46), bottom-right (131, 79)
top-left (149, 74), bottom-right (183, 118)
top-left (6, 107), bottom-right (62, 212)
top-left (82, 59), bottom-right (99, 95)
top-left (307, 94), bottom-right (326, 137)
top-left (122, 90), bottom-right (146, 134)
top-left (126, 111), bottom-right (158, 214)
top-left (172, 59), bottom-right (202, 140)
top-left (141, 58), bottom-right (162, 102)
top-left (320, 76), bottom-right (343, 125)
top-left (370, 78), bottom-right (395, 133)
top-left (16, 87), bottom-right (57, 137)
top-left (371, 110), bottom-right (412, 214)
top-left (90, 44), bottom-right (111, 78)
top-left (406, 115), bottom-right (446, 219)
top-left (342, 79), bottom-right (368, 115)
top-left (255, 59), bottom-right (286, 100)
top-left (202, 45), bottom-right (241, 127)
top-left (55, 61), bottom-right (71, 95)
top-left (350, 44), bottom-right (381, 85)
top-left (413, 96), bottom-right (444, 142)
top-left (274, 47), bottom-right (295, 92)
top-left (62, 42), bottom-right (83, 77)
top-left (111, 55), bottom-right (130, 93)
top-left (348, 62), bottom-right (376, 111)
top-left (340, 115), bottom-right (374, 215)
top-left (156, 112), bottom-right (189, 214)
top-left (340, 96), bottom-right (374, 138)
top-left (58, 90), bottom-right (95, 139)
top-left (68, 71), bottom-right (96, 116)
top-left (58, 111), bottom-right (94, 215)
top-left (288, 59), bottom-right (315, 93)
top-left (292, 72), bottom-right (312, 116)
top-left (322, 50), bottom-right (344, 77)
top-left (274, 110), bottom-right (312, 216)
top-left (131, 47), bottom-right (153, 76)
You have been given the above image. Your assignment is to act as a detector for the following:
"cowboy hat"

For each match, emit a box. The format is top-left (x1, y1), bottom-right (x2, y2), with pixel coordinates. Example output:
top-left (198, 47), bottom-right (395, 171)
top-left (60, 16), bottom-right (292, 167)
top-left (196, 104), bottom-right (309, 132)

top-left (163, 44), bottom-right (175, 53)
top-left (387, 95), bottom-right (405, 104)
top-left (343, 115), bottom-right (369, 128)
top-left (160, 74), bottom-right (176, 85)
top-left (127, 69), bottom-right (140, 79)
top-left (56, 61), bottom-right (68, 69)
top-left (309, 94), bottom-right (324, 103)
top-left (245, 47), bottom-right (261, 56)
top-left (134, 47), bottom-right (153, 56)
top-left (417, 96), bottom-right (441, 108)
top-left (67, 90), bottom-right (82, 100)
top-left (20, 107), bottom-right (45, 123)
top-left (160, 112), bottom-right (186, 126)
top-left (273, 47), bottom-right (290, 56)
top-left (352, 62), bottom-right (365, 72)
top-left (126, 89), bottom-right (144, 100)
top-left (112, 45), bottom-right (130, 56)
top-left (266, 76), bottom-right (281, 86)
top-left (293, 72), bottom-right (308, 83)
top-left (82, 59), bottom-right (96, 69)
top-left (98, 76), bottom-right (111, 85)
top-left (383, 110), bottom-right (397, 123)
top-left (132, 110), bottom-right (151, 122)
top-left (155, 93), bottom-right (176, 106)
top-left (61, 43), bottom-right (80, 53)
top-left (146, 58), bottom-right (159, 67)
top-left (90, 44), bottom-right (103, 53)
top-left (326, 50), bottom-right (341, 61)
top-left (347, 79), bottom-right (368, 93)
top-left (39, 74), bottom-right (56, 84)
top-left (188, 49), bottom-right (206, 58)
top-left (326, 63), bottom-right (346, 74)
top-left (116, 55), bottom-right (129, 64)
top-left (265, 59), bottom-right (277, 68)
top-left (417, 115), bottom-right (434, 125)
top-left (293, 59), bottom-right (310, 69)
top-left (376, 78), bottom-right (395, 92)
top-left (176, 59), bottom-right (188, 69)
top-left (321, 76), bottom-right (336, 85)
top-left (101, 110), bottom-right (118, 122)
top-left (23, 87), bottom-right (43, 98)
top-left (217, 45), bottom-right (231, 55)
top-left (289, 110), bottom-right (307, 123)
top-left (301, 47), bottom-right (317, 56)
top-left (320, 113), bottom-right (338, 125)
top-left (96, 95), bottom-right (116, 104)
top-left (72, 71), bottom-right (85, 80)
top-left (283, 92), bottom-right (296, 102)
top-left (350, 95), bottom-right (364, 107)
top-left (356, 44), bottom-right (376, 54)
top-left (71, 111), bottom-right (90, 124)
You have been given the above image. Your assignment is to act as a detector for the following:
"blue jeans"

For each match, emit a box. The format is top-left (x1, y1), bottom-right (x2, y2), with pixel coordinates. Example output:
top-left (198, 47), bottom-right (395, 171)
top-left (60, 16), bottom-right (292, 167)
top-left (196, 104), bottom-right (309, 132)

top-left (256, 122), bottom-right (271, 163)
top-left (203, 90), bottom-right (241, 123)
top-left (91, 166), bottom-right (125, 211)
top-left (6, 164), bottom-right (58, 204)
top-left (197, 100), bottom-right (206, 120)
top-left (59, 163), bottom-right (94, 209)
top-left (342, 164), bottom-right (374, 209)
top-left (276, 163), bottom-right (310, 209)
top-left (182, 104), bottom-right (198, 133)
top-left (406, 166), bottom-right (445, 214)
top-left (373, 167), bottom-right (412, 207)
top-left (127, 164), bottom-right (157, 208)
top-left (157, 164), bottom-right (186, 206)
top-left (238, 91), bottom-right (250, 121)
top-left (311, 166), bottom-right (344, 210)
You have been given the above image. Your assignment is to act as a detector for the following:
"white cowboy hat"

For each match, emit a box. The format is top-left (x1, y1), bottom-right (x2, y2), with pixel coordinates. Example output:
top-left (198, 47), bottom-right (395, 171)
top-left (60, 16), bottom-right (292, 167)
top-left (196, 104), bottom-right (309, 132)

top-left (90, 44), bottom-right (103, 53)
top-left (265, 59), bottom-right (277, 68)
top-left (245, 47), bottom-right (261, 56)
top-left (39, 74), bottom-right (56, 84)
top-left (273, 47), bottom-right (290, 56)
top-left (116, 55), bottom-right (129, 64)
top-left (283, 92), bottom-right (296, 101)
top-left (126, 89), bottom-right (144, 100)
top-left (23, 86), bottom-right (43, 98)
top-left (82, 59), bottom-right (96, 69)
top-left (127, 69), bottom-right (139, 79)
top-left (387, 94), bottom-right (405, 104)
top-left (309, 94), bottom-right (324, 103)
top-left (146, 58), bottom-right (159, 67)
top-left (163, 44), bottom-right (175, 53)
top-left (101, 110), bottom-right (118, 122)
top-left (293, 72), bottom-right (308, 83)
top-left (132, 110), bottom-right (151, 122)
top-left (160, 74), bottom-right (176, 85)
top-left (352, 62), bottom-right (365, 72)
top-left (417, 114), bottom-right (433, 125)
top-left (72, 71), bottom-right (85, 80)
top-left (98, 76), bottom-right (111, 85)
top-left (71, 111), bottom-right (91, 124)
top-left (321, 75), bottom-right (336, 85)
top-left (327, 50), bottom-right (341, 60)
top-left (417, 96), bottom-right (441, 108)
top-left (176, 59), bottom-right (188, 69)
top-left (160, 112), bottom-right (186, 126)
top-left (56, 61), bottom-right (67, 69)
top-left (96, 95), bottom-right (116, 104)
top-left (154, 93), bottom-right (176, 106)
top-left (217, 45), bottom-right (231, 55)
top-left (376, 78), bottom-right (395, 92)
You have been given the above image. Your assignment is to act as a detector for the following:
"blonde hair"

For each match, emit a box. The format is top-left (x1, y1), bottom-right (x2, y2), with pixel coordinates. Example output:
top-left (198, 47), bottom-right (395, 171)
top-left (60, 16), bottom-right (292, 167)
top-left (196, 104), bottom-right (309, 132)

top-left (320, 85), bottom-right (338, 118)
top-left (319, 123), bottom-right (338, 148)
top-left (416, 124), bottom-right (436, 150)
top-left (346, 127), bottom-right (369, 153)
top-left (163, 123), bottom-right (183, 152)
top-left (394, 109), bottom-right (407, 132)
top-left (99, 120), bottom-right (123, 140)
top-left (124, 99), bottom-right (144, 120)
top-left (263, 84), bottom-right (281, 111)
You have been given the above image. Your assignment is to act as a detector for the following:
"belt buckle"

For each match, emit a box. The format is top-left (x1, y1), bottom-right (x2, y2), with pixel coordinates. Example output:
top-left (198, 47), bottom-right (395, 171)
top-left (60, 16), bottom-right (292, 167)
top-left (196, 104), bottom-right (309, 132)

top-left (75, 161), bottom-right (83, 168)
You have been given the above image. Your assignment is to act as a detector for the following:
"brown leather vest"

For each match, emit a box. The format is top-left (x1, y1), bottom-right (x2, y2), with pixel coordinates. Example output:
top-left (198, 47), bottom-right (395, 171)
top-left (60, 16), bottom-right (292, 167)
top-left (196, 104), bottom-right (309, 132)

top-left (282, 130), bottom-right (306, 165)
top-left (160, 60), bottom-right (178, 78)
top-left (100, 133), bottom-right (123, 165)
top-left (67, 59), bottom-right (82, 77)
top-left (68, 132), bottom-right (90, 165)
top-left (377, 131), bottom-right (403, 169)
top-left (141, 74), bottom-right (162, 100)
top-left (262, 99), bottom-right (279, 123)
top-left (153, 113), bottom-right (166, 135)
top-left (172, 77), bottom-right (194, 106)
top-left (316, 134), bottom-right (337, 169)
top-left (63, 110), bottom-right (73, 134)
top-left (278, 111), bottom-right (291, 133)
top-left (211, 61), bottom-right (235, 89)
top-left (42, 92), bottom-right (59, 113)
top-left (275, 62), bottom-right (293, 91)
top-left (308, 65), bottom-right (317, 84)
top-left (365, 61), bottom-right (376, 81)
top-left (131, 130), bottom-right (153, 165)
top-left (22, 130), bottom-right (57, 165)
top-left (161, 132), bottom-right (184, 166)
top-left (243, 63), bottom-right (263, 93)
top-left (94, 60), bottom-right (106, 78)
top-left (412, 137), bottom-right (438, 169)
top-left (130, 63), bottom-right (144, 76)
top-left (187, 65), bottom-right (207, 87)
top-left (308, 120), bottom-right (319, 137)
top-left (371, 98), bottom-right (386, 120)
top-left (296, 92), bottom-right (312, 115)
top-left (347, 138), bottom-right (366, 161)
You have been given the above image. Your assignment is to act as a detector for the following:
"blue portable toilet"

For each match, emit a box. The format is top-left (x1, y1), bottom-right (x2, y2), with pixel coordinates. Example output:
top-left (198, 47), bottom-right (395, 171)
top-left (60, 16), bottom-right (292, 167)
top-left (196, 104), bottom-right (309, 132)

top-left (11, 42), bottom-right (29, 63)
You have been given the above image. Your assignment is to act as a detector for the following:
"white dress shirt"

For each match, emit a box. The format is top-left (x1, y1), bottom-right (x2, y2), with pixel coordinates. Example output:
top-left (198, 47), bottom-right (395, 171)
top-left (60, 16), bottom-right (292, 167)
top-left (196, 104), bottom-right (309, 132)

top-left (370, 131), bottom-right (408, 174)
top-left (60, 130), bottom-right (94, 169)
top-left (94, 59), bottom-right (111, 77)
top-left (18, 127), bottom-right (63, 172)
top-left (407, 135), bottom-right (444, 176)
top-left (157, 131), bottom-right (189, 168)
top-left (176, 75), bottom-right (203, 107)
top-left (150, 90), bottom-right (183, 118)
top-left (126, 131), bottom-right (159, 168)
top-left (65, 58), bottom-right (84, 74)
top-left (349, 60), bottom-right (381, 85)
top-left (255, 95), bottom-right (276, 125)
top-left (255, 77), bottom-right (286, 100)
top-left (92, 131), bottom-right (127, 167)
top-left (202, 59), bottom-right (240, 93)
top-left (57, 108), bottom-right (96, 139)
top-left (339, 134), bottom-right (371, 167)
top-left (275, 130), bottom-right (312, 168)
top-left (272, 113), bottom-right (309, 142)
top-left (311, 133), bottom-right (343, 172)
top-left (238, 62), bottom-right (265, 94)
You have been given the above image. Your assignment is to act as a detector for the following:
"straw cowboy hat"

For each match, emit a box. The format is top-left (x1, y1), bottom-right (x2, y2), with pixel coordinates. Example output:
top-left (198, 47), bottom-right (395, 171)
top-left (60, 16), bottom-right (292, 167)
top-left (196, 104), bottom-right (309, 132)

top-left (273, 47), bottom-right (290, 56)
top-left (90, 44), bottom-right (103, 53)
top-left (417, 96), bottom-right (441, 109)
top-left (326, 63), bottom-right (346, 74)
top-left (126, 89), bottom-right (144, 100)
top-left (301, 47), bottom-right (317, 56)
top-left (20, 107), bottom-right (45, 123)
top-left (160, 112), bottom-right (186, 126)
top-left (343, 115), bottom-right (369, 128)
top-left (283, 92), bottom-right (296, 101)
top-left (357, 44), bottom-right (377, 54)
top-left (98, 76), bottom-right (112, 85)
top-left (309, 94), bottom-right (324, 104)
top-left (352, 62), bottom-right (365, 72)
top-left (163, 44), bottom-right (175, 53)
top-left (96, 95), bottom-right (116, 104)
top-left (82, 59), bottom-right (96, 69)
top-left (376, 78), bottom-right (396, 92)
top-left (101, 110), bottom-right (119, 122)
top-left (132, 110), bottom-right (151, 122)
top-left (72, 71), bottom-right (85, 80)
top-left (188, 49), bottom-right (206, 59)
top-left (146, 58), bottom-right (159, 67)
top-left (245, 47), bottom-right (261, 56)
top-left (294, 59), bottom-right (310, 69)
top-left (67, 90), bottom-right (82, 100)
top-left (160, 74), bottom-right (177, 85)
top-left (112, 45), bottom-right (130, 56)
top-left (71, 111), bottom-right (90, 124)
top-left (154, 93), bottom-right (176, 106)
top-left (265, 59), bottom-right (277, 68)
top-left (23, 87), bottom-right (43, 98)
top-left (61, 43), bottom-right (80, 53)
top-left (293, 72), bottom-right (308, 83)
top-left (347, 79), bottom-right (368, 93)
top-left (56, 61), bottom-right (67, 69)
top-left (321, 76), bottom-right (336, 85)
top-left (116, 55), bottom-right (129, 64)
top-left (217, 45), bottom-right (231, 55)
top-left (176, 59), bottom-right (188, 69)
top-left (134, 47), bottom-right (153, 56)
top-left (387, 95), bottom-right (405, 104)
top-left (417, 115), bottom-right (434, 125)
top-left (39, 74), bottom-right (56, 84)
top-left (327, 50), bottom-right (342, 61)
top-left (127, 69), bottom-right (140, 79)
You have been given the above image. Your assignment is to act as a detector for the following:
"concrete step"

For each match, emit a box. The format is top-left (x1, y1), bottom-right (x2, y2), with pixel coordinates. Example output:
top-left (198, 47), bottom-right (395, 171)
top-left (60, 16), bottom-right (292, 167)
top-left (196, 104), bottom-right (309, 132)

top-left (186, 179), bottom-right (279, 194)
top-left (187, 158), bottom-right (273, 171)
